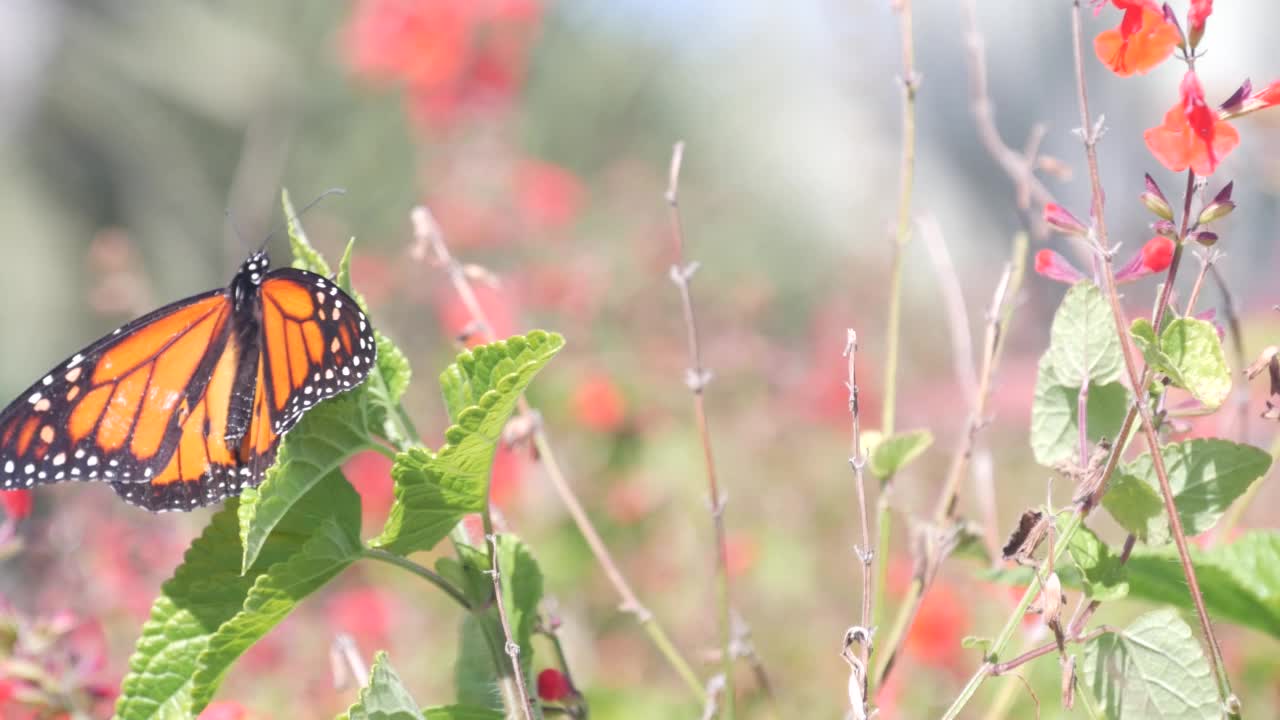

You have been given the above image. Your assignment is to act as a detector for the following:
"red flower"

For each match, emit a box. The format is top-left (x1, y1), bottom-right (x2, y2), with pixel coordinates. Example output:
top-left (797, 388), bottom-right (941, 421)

top-left (1220, 79), bottom-right (1280, 120)
top-left (1141, 236), bottom-right (1175, 272)
top-left (0, 490), bottom-right (31, 520)
top-left (515, 160), bottom-right (586, 231)
top-left (435, 281), bottom-right (517, 347)
top-left (1033, 249), bottom-right (1085, 285)
top-left (198, 702), bottom-right (251, 720)
top-left (327, 587), bottom-right (398, 649)
top-left (1144, 71), bottom-right (1239, 176)
top-left (489, 443), bottom-right (524, 508)
top-left (905, 581), bottom-right (970, 668)
top-left (1043, 203), bottom-right (1088, 237)
top-left (571, 374), bottom-right (627, 433)
top-left (724, 533), bottom-right (758, 578)
top-left (343, 450), bottom-right (394, 526)
top-left (344, 0), bottom-right (473, 91)
top-left (536, 668), bottom-right (572, 702)
top-left (1188, 0), bottom-right (1212, 44)
top-left (1094, 0), bottom-right (1180, 76)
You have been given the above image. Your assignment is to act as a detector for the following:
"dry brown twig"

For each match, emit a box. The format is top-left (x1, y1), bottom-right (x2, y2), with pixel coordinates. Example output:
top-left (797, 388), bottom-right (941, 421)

top-left (409, 206), bottom-right (705, 702)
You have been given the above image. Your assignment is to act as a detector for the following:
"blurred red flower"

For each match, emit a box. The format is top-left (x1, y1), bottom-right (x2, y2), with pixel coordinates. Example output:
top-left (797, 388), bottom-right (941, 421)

top-left (199, 701), bottom-right (252, 720)
top-left (489, 443), bottom-right (525, 508)
top-left (571, 374), bottom-right (627, 432)
top-left (1188, 0), bottom-right (1212, 39)
top-left (327, 587), bottom-right (398, 650)
top-left (1144, 71), bottom-right (1239, 176)
top-left (723, 533), bottom-right (758, 578)
top-left (1141, 236), bottom-right (1175, 272)
top-left (435, 281), bottom-right (518, 346)
top-left (515, 160), bottom-right (586, 231)
top-left (536, 668), bottom-right (572, 701)
top-left (344, 0), bottom-right (543, 129)
top-left (0, 489), bottom-right (32, 520)
top-left (1094, 0), bottom-right (1179, 76)
top-left (343, 450), bottom-right (395, 526)
top-left (905, 581), bottom-right (970, 669)
top-left (348, 253), bottom-right (397, 308)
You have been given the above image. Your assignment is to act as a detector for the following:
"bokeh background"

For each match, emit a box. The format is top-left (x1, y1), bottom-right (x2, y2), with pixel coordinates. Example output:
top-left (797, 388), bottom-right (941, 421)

top-left (1, 1), bottom-right (1279, 717)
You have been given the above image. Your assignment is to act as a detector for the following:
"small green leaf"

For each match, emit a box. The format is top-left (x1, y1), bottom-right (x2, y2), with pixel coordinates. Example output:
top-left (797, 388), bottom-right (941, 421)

top-left (1048, 282), bottom-right (1124, 388)
top-left (868, 429), bottom-right (933, 479)
top-left (961, 635), bottom-right (992, 653)
top-left (239, 393), bottom-right (376, 572)
top-left (282, 188), bottom-right (332, 276)
top-left (1066, 524), bottom-right (1129, 602)
top-left (1102, 439), bottom-right (1271, 544)
top-left (116, 474), bottom-right (360, 719)
top-left (373, 332), bottom-right (564, 556)
top-left (1078, 608), bottom-right (1219, 720)
top-left (423, 708), bottom-right (504, 720)
top-left (194, 512), bottom-right (361, 708)
top-left (340, 652), bottom-right (425, 720)
top-left (452, 535), bottom-right (544, 712)
top-left (1029, 353), bottom-right (1128, 467)
top-left (1160, 318), bottom-right (1231, 409)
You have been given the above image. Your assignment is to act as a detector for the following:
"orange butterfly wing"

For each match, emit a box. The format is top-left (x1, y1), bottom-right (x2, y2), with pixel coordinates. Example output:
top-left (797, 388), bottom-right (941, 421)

top-left (0, 291), bottom-right (232, 496)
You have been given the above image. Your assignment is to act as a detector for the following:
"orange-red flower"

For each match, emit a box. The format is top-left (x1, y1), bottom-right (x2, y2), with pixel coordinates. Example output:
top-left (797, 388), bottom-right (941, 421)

top-left (1188, 0), bottom-right (1212, 45)
top-left (0, 489), bottom-right (31, 520)
top-left (1094, 0), bottom-right (1180, 76)
top-left (1144, 71), bottom-right (1239, 176)
top-left (571, 373), bottom-right (627, 433)
top-left (515, 160), bottom-right (586, 231)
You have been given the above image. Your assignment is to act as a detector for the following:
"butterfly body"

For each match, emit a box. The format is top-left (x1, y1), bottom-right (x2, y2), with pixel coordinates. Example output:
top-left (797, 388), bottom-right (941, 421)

top-left (0, 250), bottom-right (375, 512)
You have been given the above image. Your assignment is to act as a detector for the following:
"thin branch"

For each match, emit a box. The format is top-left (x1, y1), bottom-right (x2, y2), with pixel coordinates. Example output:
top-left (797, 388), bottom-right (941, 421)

top-left (960, 0), bottom-right (1057, 231)
top-left (874, 236), bottom-right (1022, 690)
top-left (920, 216), bottom-right (977, 406)
top-left (362, 548), bottom-right (472, 610)
top-left (1066, 1), bottom-right (1232, 706)
top-left (410, 206), bottom-right (705, 702)
top-left (487, 535), bottom-right (535, 720)
top-left (665, 140), bottom-right (742, 720)
top-left (845, 330), bottom-right (874, 719)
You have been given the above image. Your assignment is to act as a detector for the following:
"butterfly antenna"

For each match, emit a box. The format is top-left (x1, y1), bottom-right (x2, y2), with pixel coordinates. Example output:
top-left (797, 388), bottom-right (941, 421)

top-left (258, 187), bottom-right (348, 252)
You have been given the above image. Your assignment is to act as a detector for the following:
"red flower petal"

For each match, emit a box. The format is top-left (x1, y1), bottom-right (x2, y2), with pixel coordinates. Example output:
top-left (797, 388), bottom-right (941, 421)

top-left (0, 490), bottom-right (32, 520)
top-left (1094, 4), bottom-right (1179, 76)
top-left (536, 668), bottom-right (572, 701)
top-left (1141, 236), bottom-right (1176, 272)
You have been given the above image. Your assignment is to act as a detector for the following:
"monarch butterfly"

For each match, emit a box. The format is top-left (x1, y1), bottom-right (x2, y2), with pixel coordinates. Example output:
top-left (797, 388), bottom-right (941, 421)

top-left (0, 249), bottom-right (376, 512)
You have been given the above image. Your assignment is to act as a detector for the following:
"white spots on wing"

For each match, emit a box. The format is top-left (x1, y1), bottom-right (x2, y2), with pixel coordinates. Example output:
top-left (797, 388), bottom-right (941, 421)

top-left (67, 354), bottom-right (84, 369)
top-left (324, 369), bottom-right (334, 380)
top-left (332, 308), bottom-right (341, 321)
top-left (24, 464), bottom-right (33, 475)
top-left (65, 367), bottom-right (82, 383)
top-left (87, 455), bottom-right (98, 467)
top-left (27, 392), bottom-right (41, 405)
top-left (3, 461), bottom-right (12, 474)
top-left (74, 448), bottom-right (85, 459)
top-left (341, 366), bottom-right (350, 377)
top-left (352, 356), bottom-right (361, 367)
top-left (331, 337), bottom-right (340, 353)
top-left (304, 386), bottom-right (313, 394)
top-left (42, 375), bottom-right (53, 386)
top-left (333, 299), bottom-right (342, 309)
top-left (52, 452), bottom-right (65, 467)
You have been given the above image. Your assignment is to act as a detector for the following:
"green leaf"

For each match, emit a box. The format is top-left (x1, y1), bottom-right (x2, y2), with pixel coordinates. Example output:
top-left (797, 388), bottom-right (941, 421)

top-left (1102, 439), bottom-right (1271, 544)
top-left (239, 393), bottom-right (377, 572)
top-left (339, 652), bottom-right (425, 720)
top-left (194, 512), bottom-right (361, 708)
top-left (868, 429), bottom-right (933, 479)
top-left (1160, 318), bottom-right (1231, 409)
top-left (1048, 282), bottom-right (1123, 388)
top-left (452, 535), bottom-right (544, 713)
top-left (116, 474), bottom-right (360, 719)
top-left (282, 188), bottom-right (332, 276)
top-left (1066, 525), bottom-right (1129, 602)
top-left (988, 531), bottom-right (1280, 639)
top-left (423, 708), bottom-right (504, 720)
top-left (1078, 608), bottom-right (1219, 720)
top-left (1029, 353), bottom-right (1128, 467)
top-left (372, 332), bottom-right (564, 556)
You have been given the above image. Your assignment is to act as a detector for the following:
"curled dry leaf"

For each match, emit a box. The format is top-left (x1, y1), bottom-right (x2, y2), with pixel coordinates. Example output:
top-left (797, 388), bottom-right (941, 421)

top-left (1001, 509), bottom-right (1050, 565)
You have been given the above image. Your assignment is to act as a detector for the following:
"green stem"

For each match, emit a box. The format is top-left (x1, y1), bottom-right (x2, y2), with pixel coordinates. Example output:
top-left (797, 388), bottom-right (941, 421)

top-left (940, 512), bottom-right (1083, 719)
top-left (362, 547), bottom-right (472, 611)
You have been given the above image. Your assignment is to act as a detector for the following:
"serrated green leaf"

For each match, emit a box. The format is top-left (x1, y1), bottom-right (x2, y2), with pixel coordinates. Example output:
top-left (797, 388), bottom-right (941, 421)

top-left (868, 429), bottom-right (932, 479)
top-left (1160, 318), bottom-right (1231, 409)
top-left (987, 531), bottom-right (1280, 639)
top-left (340, 652), bottom-right (425, 720)
top-left (1078, 608), bottom-right (1219, 720)
top-left (1048, 283), bottom-right (1123, 388)
top-left (1030, 353), bottom-right (1128, 467)
top-left (423, 707), bottom-right (504, 720)
top-left (452, 535), bottom-right (544, 715)
top-left (116, 474), bottom-right (360, 719)
top-left (239, 393), bottom-right (377, 573)
top-left (1066, 524), bottom-right (1129, 601)
top-left (372, 333), bottom-right (564, 555)
top-left (194, 512), bottom-right (361, 707)
top-left (283, 188), bottom-right (332, 276)
top-left (1102, 439), bottom-right (1271, 544)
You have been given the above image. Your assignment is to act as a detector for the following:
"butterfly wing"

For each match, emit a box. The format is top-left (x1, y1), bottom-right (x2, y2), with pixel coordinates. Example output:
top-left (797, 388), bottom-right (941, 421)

top-left (0, 290), bottom-right (233, 495)
top-left (256, 269), bottom-right (377, 436)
